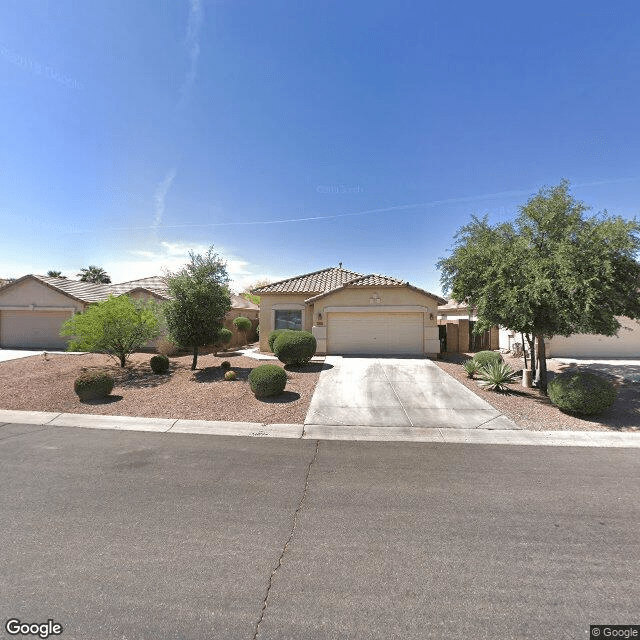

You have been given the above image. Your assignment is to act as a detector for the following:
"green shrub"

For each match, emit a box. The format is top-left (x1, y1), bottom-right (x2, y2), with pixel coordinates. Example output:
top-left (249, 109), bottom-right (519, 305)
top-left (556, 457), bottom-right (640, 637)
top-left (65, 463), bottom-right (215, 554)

top-left (256, 325), bottom-right (260, 336)
top-left (213, 327), bottom-right (233, 355)
top-left (233, 316), bottom-right (252, 332)
top-left (273, 330), bottom-right (317, 365)
top-left (220, 360), bottom-right (231, 369)
top-left (472, 350), bottom-right (502, 369)
top-left (74, 370), bottom-right (115, 401)
top-left (478, 361), bottom-right (519, 391)
top-left (268, 329), bottom-right (291, 351)
top-left (463, 360), bottom-right (479, 378)
top-left (248, 364), bottom-right (287, 397)
top-left (150, 354), bottom-right (170, 374)
top-left (548, 371), bottom-right (617, 415)
top-left (224, 370), bottom-right (237, 381)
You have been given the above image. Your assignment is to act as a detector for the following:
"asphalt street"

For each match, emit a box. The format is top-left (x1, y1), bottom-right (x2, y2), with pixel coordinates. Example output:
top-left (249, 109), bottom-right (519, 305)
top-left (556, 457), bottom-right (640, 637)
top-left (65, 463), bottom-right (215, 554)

top-left (0, 423), bottom-right (638, 640)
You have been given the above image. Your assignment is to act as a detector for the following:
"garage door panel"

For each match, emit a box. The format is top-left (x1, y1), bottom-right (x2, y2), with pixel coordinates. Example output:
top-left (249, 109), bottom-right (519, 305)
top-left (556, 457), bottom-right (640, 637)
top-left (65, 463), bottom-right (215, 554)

top-left (328, 312), bottom-right (423, 355)
top-left (0, 310), bottom-right (72, 349)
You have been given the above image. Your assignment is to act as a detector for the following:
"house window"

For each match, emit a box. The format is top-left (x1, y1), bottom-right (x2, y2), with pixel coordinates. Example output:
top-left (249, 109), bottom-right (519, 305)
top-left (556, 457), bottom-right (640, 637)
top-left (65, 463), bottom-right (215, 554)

top-left (274, 309), bottom-right (302, 330)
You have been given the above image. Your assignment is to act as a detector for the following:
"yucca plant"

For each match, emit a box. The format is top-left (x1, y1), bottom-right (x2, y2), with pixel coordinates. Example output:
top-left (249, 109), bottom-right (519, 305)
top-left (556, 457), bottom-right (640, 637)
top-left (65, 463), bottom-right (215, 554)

top-left (478, 361), bottom-right (519, 391)
top-left (463, 360), bottom-right (479, 378)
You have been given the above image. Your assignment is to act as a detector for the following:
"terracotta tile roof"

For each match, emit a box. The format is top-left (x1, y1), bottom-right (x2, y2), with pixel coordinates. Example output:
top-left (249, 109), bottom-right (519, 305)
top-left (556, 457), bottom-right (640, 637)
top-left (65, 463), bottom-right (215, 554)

top-left (438, 299), bottom-right (471, 312)
top-left (33, 275), bottom-right (113, 303)
top-left (347, 274), bottom-right (406, 287)
top-left (253, 265), bottom-right (446, 305)
top-left (12, 275), bottom-right (255, 309)
top-left (252, 267), bottom-right (364, 294)
top-left (109, 276), bottom-right (170, 298)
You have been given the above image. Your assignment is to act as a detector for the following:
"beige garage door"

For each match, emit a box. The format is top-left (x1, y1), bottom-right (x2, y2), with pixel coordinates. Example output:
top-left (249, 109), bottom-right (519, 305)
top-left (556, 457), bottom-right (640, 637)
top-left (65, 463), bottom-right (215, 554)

top-left (328, 312), bottom-right (424, 355)
top-left (0, 310), bottom-right (72, 349)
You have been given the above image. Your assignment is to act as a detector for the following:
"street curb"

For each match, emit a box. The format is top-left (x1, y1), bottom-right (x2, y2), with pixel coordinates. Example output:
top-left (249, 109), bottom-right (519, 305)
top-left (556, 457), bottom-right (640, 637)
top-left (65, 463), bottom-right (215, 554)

top-left (1, 409), bottom-right (639, 448)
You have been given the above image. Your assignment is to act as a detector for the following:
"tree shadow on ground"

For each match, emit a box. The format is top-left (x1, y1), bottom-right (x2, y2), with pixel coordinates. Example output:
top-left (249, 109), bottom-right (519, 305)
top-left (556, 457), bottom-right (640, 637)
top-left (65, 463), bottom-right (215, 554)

top-left (283, 362), bottom-right (333, 373)
top-left (192, 366), bottom-right (253, 383)
top-left (80, 394), bottom-right (123, 405)
top-left (115, 367), bottom-right (175, 390)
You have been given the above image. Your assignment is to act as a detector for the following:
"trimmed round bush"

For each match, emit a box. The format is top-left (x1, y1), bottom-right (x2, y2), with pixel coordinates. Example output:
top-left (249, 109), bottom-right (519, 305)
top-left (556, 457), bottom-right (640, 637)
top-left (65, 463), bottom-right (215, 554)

top-left (224, 370), bottom-right (237, 381)
top-left (472, 350), bottom-right (502, 369)
top-left (220, 360), bottom-right (231, 369)
top-left (548, 371), bottom-right (617, 415)
top-left (273, 330), bottom-right (317, 365)
top-left (268, 329), bottom-right (291, 352)
top-left (233, 316), bottom-right (252, 332)
top-left (213, 327), bottom-right (233, 351)
top-left (248, 364), bottom-right (287, 398)
top-left (74, 370), bottom-right (115, 402)
top-left (150, 354), bottom-right (170, 374)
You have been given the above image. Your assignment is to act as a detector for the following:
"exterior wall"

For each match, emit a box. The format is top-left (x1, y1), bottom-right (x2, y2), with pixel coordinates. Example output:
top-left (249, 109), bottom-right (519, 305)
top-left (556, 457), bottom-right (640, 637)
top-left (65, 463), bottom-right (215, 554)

top-left (0, 278), bottom-right (85, 311)
top-left (224, 308), bottom-right (259, 348)
top-left (312, 287), bottom-right (441, 355)
top-left (258, 293), bottom-right (310, 351)
top-left (0, 278), bottom-right (85, 349)
top-left (546, 316), bottom-right (640, 358)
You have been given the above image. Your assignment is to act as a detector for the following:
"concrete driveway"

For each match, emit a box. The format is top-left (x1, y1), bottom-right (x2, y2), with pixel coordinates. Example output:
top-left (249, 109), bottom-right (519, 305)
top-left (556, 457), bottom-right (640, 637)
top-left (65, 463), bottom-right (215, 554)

top-left (305, 356), bottom-right (518, 430)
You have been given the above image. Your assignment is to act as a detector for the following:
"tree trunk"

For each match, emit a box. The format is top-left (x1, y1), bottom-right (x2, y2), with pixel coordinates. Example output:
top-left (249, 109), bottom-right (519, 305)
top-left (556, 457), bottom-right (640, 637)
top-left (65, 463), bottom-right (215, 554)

top-left (526, 333), bottom-right (536, 377)
top-left (535, 335), bottom-right (548, 394)
top-left (119, 354), bottom-right (126, 367)
top-left (520, 332), bottom-right (528, 370)
top-left (191, 346), bottom-right (199, 371)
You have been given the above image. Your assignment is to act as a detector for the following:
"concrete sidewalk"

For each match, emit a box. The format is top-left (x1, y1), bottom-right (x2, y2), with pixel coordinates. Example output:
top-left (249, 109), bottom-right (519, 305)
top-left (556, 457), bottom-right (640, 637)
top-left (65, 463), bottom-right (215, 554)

top-left (1, 409), bottom-right (639, 448)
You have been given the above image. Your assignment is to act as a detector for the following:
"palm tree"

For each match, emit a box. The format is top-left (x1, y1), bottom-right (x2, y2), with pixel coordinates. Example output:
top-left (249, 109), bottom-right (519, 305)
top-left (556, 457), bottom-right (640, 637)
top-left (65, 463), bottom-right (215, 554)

top-left (77, 265), bottom-right (111, 284)
top-left (47, 270), bottom-right (65, 278)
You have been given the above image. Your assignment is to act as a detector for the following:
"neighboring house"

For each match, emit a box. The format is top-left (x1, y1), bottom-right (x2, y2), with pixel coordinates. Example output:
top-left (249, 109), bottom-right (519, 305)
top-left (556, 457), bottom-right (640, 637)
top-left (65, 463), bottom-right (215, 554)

top-left (253, 265), bottom-right (446, 356)
top-left (499, 319), bottom-right (640, 359)
top-left (0, 275), bottom-right (259, 350)
top-left (437, 300), bottom-right (499, 353)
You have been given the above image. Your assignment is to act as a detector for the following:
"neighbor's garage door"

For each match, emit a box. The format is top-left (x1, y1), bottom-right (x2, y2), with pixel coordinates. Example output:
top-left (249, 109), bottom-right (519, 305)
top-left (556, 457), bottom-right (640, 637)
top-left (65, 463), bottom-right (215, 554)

top-left (328, 312), bottom-right (424, 355)
top-left (0, 310), bottom-right (72, 349)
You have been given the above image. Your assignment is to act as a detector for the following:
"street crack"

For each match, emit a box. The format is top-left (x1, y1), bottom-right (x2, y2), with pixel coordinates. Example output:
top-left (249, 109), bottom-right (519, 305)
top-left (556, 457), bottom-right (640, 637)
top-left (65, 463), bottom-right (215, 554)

top-left (252, 439), bottom-right (320, 639)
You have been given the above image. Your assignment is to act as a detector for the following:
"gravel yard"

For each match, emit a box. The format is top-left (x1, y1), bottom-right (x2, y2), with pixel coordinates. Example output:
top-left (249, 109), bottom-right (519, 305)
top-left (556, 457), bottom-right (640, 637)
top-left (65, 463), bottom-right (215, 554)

top-left (435, 353), bottom-right (640, 431)
top-left (0, 350), bottom-right (324, 424)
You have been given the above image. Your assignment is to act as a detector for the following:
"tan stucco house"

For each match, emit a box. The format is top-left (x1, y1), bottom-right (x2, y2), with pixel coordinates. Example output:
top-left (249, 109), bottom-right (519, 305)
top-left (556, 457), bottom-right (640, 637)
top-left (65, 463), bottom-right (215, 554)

top-left (253, 266), bottom-right (446, 356)
top-left (0, 275), bottom-right (258, 350)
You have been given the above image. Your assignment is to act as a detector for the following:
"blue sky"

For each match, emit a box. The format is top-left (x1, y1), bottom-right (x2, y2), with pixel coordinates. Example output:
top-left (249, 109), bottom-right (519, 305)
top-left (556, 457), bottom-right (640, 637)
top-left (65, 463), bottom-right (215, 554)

top-left (2, 0), bottom-right (639, 295)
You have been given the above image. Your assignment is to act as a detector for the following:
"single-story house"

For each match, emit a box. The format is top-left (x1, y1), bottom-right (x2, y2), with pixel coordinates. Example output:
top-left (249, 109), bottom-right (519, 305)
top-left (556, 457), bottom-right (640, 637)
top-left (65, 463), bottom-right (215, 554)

top-left (0, 275), bottom-right (258, 350)
top-left (500, 319), bottom-right (640, 358)
top-left (437, 300), bottom-right (499, 353)
top-left (253, 265), bottom-right (446, 356)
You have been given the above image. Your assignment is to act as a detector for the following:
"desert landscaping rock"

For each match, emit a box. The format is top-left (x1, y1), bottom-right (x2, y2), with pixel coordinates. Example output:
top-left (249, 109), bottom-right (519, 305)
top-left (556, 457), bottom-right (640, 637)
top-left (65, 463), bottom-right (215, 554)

top-left (0, 351), bottom-right (322, 424)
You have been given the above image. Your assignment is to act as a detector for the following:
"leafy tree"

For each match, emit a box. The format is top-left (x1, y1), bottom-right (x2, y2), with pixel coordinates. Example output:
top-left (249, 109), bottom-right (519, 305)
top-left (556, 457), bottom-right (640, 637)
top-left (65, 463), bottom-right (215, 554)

top-left (77, 265), bottom-right (111, 284)
top-left (60, 295), bottom-right (162, 367)
top-left (163, 247), bottom-right (232, 370)
top-left (438, 180), bottom-right (640, 393)
top-left (240, 278), bottom-right (272, 305)
top-left (47, 270), bottom-right (65, 278)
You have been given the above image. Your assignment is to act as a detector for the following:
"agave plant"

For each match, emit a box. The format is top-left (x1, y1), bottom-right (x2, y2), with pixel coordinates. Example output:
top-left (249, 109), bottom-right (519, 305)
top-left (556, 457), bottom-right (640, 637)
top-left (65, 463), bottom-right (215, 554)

top-left (478, 361), bottom-right (519, 391)
top-left (463, 360), bottom-right (479, 378)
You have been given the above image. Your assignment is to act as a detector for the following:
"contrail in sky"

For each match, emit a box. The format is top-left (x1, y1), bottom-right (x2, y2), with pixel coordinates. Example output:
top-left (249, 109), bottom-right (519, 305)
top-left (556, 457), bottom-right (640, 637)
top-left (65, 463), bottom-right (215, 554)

top-left (100, 175), bottom-right (640, 232)
top-left (153, 167), bottom-right (177, 228)
top-left (178, 0), bottom-right (204, 109)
